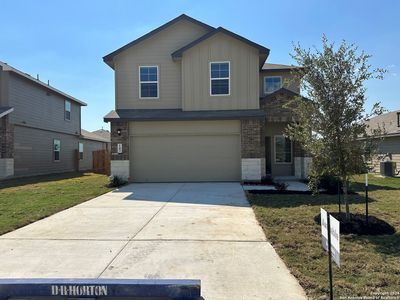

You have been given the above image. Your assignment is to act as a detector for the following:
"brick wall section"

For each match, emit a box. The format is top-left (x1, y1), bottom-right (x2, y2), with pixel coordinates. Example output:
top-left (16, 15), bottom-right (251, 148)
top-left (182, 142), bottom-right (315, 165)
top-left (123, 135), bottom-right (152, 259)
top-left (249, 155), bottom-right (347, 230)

top-left (241, 119), bottom-right (265, 158)
top-left (110, 121), bottom-right (129, 160)
top-left (260, 93), bottom-right (295, 122)
top-left (0, 115), bottom-right (14, 159)
top-left (261, 92), bottom-right (311, 158)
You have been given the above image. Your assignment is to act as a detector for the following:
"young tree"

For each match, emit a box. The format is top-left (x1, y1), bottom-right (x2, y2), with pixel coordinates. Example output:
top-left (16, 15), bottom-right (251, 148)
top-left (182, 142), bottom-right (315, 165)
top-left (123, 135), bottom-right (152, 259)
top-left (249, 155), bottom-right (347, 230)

top-left (286, 35), bottom-right (386, 220)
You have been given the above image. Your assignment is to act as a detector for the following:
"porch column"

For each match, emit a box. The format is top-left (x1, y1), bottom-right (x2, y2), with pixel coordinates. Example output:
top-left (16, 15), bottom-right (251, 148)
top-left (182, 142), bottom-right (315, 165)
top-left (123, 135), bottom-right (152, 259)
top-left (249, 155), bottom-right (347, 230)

top-left (293, 141), bottom-right (312, 179)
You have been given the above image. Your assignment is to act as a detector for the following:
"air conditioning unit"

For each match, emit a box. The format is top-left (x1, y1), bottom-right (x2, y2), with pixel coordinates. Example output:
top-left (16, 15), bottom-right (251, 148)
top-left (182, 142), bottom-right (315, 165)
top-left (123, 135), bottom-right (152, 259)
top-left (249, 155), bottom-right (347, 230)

top-left (380, 161), bottom-right (396, 177)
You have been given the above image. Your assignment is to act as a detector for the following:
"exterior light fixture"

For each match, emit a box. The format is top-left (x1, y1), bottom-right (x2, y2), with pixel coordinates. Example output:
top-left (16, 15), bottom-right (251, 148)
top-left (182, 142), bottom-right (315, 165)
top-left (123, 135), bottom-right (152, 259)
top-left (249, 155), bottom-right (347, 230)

top-left (117, 128), bottom-right (122, 136)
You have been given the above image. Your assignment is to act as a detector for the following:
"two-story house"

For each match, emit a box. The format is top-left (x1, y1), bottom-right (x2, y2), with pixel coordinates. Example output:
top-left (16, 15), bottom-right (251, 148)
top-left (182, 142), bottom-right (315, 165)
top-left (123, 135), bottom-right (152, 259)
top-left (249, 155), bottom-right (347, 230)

top-left (365, 110), bottom-right (400, 174)
top-left (0, 61), bottom-right (110, 179)
top-left (103, 14), bottom-right (311, 182)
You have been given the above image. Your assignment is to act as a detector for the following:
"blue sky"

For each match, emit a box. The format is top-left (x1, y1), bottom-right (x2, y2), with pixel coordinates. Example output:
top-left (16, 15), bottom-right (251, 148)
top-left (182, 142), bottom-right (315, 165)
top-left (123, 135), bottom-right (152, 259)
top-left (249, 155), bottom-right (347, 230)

top-left (1, 0), bottom-right (399, 131)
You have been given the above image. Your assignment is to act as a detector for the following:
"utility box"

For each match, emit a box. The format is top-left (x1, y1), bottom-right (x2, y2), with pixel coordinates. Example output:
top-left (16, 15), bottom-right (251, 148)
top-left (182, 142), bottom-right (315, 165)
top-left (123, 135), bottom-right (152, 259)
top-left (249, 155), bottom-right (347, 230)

top-left (380, 161), bottom-right (396, 177)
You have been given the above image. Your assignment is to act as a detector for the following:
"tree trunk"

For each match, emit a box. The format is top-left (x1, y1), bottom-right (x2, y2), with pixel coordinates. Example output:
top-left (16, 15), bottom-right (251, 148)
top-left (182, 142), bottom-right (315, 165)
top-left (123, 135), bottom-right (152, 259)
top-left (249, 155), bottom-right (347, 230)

top-left (343, 178), bottom-right (350, 220)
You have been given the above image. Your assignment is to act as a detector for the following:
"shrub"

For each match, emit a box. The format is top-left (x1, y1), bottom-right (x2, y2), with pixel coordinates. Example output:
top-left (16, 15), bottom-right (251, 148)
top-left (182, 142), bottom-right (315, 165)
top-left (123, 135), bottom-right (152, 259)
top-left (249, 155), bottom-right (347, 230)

top-left (108, 175), bottom-right (127, 188)
top-left (261, 175), bottom-right (275, 185)
top-left (310, 174), bottom-right (342, 194)
top-left (274, 181), bottom-right (288, 191)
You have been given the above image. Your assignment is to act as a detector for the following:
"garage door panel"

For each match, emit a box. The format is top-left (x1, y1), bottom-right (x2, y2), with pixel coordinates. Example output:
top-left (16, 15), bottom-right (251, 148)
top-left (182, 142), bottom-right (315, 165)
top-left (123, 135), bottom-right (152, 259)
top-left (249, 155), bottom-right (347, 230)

top-left (130, 134), bottom-right (240, 182)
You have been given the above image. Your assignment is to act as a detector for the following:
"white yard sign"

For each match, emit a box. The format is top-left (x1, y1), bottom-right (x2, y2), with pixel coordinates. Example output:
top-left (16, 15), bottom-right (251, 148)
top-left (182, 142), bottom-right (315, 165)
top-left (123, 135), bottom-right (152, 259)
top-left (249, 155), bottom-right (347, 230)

top-left (320, 208), bottom-right (340, 267)
top-left (330, 215), bottom-right (340, 267)
top-left (321, 208), bottom-right (329, 251)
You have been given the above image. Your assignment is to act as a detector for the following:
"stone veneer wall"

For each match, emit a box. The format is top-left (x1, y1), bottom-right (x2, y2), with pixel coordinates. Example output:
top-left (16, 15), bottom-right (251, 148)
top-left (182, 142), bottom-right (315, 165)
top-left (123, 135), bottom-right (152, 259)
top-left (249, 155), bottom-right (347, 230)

top-left (110, 121), bottom-right (130, 180)
top-left (241, 119), bottom-right (265, 181)
top-left (293, 135), bottom-right (312, 179)
top-left (111, 121), bottom-right (129, 160)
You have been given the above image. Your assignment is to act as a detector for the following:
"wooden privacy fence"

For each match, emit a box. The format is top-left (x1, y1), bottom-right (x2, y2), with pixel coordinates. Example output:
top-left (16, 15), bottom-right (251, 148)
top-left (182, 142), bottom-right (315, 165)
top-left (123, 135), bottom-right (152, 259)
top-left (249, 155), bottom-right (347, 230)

top-left (93, 149), bottom-right (110, 175)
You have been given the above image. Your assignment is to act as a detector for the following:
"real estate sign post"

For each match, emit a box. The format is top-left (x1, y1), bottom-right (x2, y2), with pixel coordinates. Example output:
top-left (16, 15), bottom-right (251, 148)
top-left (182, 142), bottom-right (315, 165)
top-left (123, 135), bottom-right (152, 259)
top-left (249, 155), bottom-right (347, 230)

top-left (321, 208), bottom-right (340, 300)
top-left (365, 173), bottom-right (369, 226)
top-left (337, 178), bottom-right (341, 213)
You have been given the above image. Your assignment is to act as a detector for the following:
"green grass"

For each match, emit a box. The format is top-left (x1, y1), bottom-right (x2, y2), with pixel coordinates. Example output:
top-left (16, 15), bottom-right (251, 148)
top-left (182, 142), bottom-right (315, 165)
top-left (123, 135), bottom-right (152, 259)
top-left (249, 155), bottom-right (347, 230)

top-left (248, 175), bottom-right (400, 299)
top-left (0, 172), bottom-right (112, 234)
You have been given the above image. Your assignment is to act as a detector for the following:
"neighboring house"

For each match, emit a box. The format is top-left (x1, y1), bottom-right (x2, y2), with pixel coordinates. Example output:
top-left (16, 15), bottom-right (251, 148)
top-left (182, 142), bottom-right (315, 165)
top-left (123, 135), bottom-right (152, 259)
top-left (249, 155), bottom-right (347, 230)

top-left (0, 61), bottom-right (109, 179)
top-left (365, 110), bottom-right (400, 173)
top-left (91, 128), bottom-right (111, 145)
top-left (79, 129), bottom-right (111, 171)
top-left (103, 14), bottom-right (310, 182)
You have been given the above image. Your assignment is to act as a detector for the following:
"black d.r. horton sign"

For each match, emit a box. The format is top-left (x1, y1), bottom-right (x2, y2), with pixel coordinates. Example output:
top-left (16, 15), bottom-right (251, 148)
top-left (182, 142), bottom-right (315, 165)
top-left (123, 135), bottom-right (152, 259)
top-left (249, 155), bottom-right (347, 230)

top-left (0, 278), bottom-right (201, 300)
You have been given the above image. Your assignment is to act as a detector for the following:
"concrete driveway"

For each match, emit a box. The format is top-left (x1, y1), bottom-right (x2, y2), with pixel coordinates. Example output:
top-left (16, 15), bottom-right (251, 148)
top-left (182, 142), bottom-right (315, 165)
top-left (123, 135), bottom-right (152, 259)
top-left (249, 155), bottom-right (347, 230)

top-left (0, 182), bottom-right (306, 299)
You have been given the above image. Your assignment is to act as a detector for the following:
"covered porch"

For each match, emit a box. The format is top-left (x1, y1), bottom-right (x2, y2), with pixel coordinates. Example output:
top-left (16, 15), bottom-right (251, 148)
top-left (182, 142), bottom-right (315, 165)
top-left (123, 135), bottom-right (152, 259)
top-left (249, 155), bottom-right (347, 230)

top-left (260, 88), bottom-right (311, 179)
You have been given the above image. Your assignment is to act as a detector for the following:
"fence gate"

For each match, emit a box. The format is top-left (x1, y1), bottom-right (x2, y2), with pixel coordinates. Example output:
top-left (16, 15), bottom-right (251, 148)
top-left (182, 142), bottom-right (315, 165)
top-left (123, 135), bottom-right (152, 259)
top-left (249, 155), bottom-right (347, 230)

top-left (92, 149), bottom-right (110, 175)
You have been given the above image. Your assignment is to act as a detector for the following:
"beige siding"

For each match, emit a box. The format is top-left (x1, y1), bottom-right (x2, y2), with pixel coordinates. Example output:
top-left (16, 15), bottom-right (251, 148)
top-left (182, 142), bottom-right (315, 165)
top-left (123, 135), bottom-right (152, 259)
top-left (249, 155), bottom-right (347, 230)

top-left (130, 120), bottom-right (241, 135)
top-left (8, 73), bottom-right (81, 135)
top-left (377, 136), bottom-right (400, 154)
top-left (265, 122), bottom-right (293, 176)
top-left (114, 20), bottom-right (210, 110)
top-left (368, 136), bottom-right (400, 173)
top-left (14, 125), bottom-right (79, 177)
top-left (182, 32), bottom-right (260, 111)
top-left (0, 69), bottom-right (10, 106)
top-left (260, 70), bottom-right (300, 96)
top-left (129, 120), bottom-right (241, 182)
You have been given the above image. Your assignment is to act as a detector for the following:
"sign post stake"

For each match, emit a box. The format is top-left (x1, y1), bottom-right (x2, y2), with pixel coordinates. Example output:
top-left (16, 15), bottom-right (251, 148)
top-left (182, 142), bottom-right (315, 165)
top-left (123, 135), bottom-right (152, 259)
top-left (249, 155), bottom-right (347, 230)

top-left (337, 179), bottom-right (341, 213)
top-left (365, 173), bottom-right (369, 226)
top-left (327, 213), bottom-right (334, 300)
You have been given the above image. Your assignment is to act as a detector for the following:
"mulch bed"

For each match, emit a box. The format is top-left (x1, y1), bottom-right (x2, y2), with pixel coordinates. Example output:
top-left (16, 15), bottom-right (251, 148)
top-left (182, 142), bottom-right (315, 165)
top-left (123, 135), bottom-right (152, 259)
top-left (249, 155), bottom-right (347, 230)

top-left (246, 189), bottom-right (357, 195)
top-left (247, 190), bottom-right (313, 195)
top-left (314, 212), bottom-right (396, 235)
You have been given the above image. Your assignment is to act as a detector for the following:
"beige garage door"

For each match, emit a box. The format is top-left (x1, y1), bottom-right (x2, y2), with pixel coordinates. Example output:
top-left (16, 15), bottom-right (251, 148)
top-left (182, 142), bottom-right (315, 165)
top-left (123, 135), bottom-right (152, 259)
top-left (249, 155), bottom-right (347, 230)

top-left (129, 120), bottom-right (241, 182)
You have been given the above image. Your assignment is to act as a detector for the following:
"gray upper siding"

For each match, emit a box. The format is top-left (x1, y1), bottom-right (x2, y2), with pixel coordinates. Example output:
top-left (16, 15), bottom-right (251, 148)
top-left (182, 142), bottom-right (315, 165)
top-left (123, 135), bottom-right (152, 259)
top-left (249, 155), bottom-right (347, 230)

top-left (7, 72), bottom-right (81, 136)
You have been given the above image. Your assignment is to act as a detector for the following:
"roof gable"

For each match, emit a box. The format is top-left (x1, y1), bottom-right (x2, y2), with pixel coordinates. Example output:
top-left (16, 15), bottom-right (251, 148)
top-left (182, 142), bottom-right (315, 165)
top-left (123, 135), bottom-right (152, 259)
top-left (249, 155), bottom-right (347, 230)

top-left (81, 129), bottom-right (110, 142)
top-left (171, 27), bottom-right (270, 61)
top-left (103, 14), bottom-right (215, 67)
top-left (365, 110), bottom-right (400, 136)
top-left (262, 63), bottom-right (303, 72)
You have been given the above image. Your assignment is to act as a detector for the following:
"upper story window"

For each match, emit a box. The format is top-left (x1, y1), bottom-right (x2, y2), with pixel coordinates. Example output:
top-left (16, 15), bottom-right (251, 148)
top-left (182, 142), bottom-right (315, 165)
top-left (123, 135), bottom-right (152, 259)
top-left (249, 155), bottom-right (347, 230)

top-left (79, 142), bottom-right (84, 160)
top-left (397, 112), bottom-right (400, 127)
top-left (65, 100), bottom-right (71, 121)
top-left (54, 139), bottom-right (61, 161)
top-left (210, 62), bottom-right (230, 96)
top-left (139, 66), bottom-right (159, 99)
top-left (264, 76), bottom-right (282, 94)
top-left (275, 135), bottom-right (292, 164)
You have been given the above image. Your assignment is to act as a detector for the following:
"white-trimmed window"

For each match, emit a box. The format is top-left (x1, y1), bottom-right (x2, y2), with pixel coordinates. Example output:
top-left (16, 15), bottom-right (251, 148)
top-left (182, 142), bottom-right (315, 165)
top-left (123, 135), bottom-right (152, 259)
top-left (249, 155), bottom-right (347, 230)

top-left (65, 100), bottom-right (71, 120)
top-left (274, 135), bottom-right (292, 164)
top-left (79, 142), bottom-right (84, 160)
top-left (139, 66), bottom-right (159, 98)
top-left (210, 61), bottom-right (230, 96)
top-left (264, 76), bottom-right (282, 94)
top-left (54, 139), bottom-right (61, 161)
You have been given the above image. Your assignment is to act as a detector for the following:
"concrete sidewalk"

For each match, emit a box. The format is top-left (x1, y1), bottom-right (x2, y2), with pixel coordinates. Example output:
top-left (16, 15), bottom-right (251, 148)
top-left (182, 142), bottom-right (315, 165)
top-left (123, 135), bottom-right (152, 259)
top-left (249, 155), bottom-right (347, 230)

top-left (0, 182), bottom-right (306, 299)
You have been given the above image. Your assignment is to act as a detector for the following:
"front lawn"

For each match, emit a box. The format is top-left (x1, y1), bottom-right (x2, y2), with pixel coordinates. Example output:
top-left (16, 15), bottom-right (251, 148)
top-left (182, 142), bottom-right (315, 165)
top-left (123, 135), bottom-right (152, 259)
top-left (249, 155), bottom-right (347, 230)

top-left (248, 175), bottom-right (400, 299)
top-left (0, 172), bottom-right (112, 235)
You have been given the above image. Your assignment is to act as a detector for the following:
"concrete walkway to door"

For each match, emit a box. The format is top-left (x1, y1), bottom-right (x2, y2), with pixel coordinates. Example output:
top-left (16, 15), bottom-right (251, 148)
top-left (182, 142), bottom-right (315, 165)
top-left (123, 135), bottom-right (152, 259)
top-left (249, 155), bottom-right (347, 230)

top-left (0, 182), bottom-right (306, 300)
